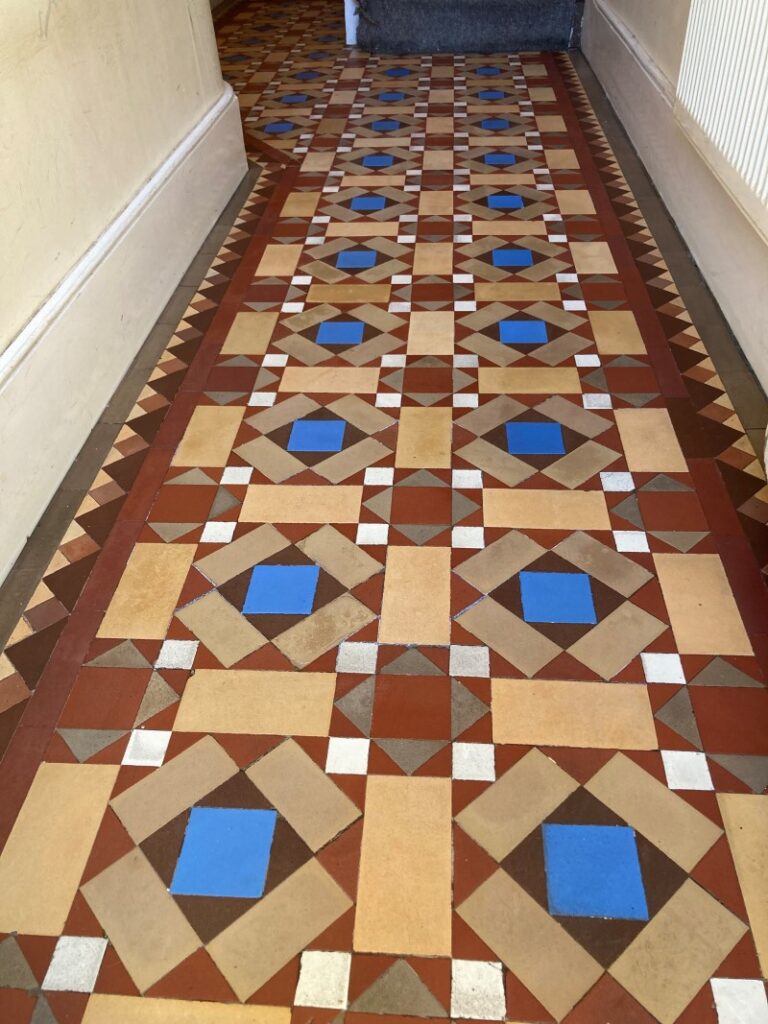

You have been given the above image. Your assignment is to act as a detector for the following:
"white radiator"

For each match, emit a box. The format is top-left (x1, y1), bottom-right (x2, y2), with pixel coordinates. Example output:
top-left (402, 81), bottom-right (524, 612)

top-left (675, 0), bottom-right (768, 241)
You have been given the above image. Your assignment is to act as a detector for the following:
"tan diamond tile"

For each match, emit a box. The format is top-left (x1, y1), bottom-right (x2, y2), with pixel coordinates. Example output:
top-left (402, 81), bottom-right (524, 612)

top-left (454, 531), bottom-right (545, 593)
top-left (297, 524), bottom-right (382, 588)
top-left (457, 597), bottom-right (560, 676)
top-left (195, 525), bottom-right (290, 586)
top-left (235, 436), bottom-right (305, 482)
top-left (176, 591), bottom-right (266, 668)
top-left (543, 441), bottom-right (619, 489)
top-left (554, 532), bottom-right (652, 598)
top-left (567, 602), bottom-right (666, 678)
top-left (273, 593), bottom-right (375, 668)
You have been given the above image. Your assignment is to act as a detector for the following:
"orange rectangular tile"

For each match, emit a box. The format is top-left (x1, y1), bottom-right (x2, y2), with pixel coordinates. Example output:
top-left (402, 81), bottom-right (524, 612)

top-left (615, 408), bottom-right (687, 472)
top-left (472, 221), bottom-right (548, 236)
top-left (478, 367), bottom-right (581, 394)
top-left (221, 312), bottom-right (279, 355)
top-left (97, 544), bottom-right (195, 639)
top-left (545, 148), bottom-right (579, 169)
top-left (281, 192), bottom-right (321, 217)
top-left (395, 407), bottom-right (452, 467)
top-left (307, 284), bottom-right (391, 304)
top-left (325, 222), bottom-right (399, 236)
top-left (240, 485), bottom-right (363, 523)
top-left (589, 310), bottom-right (646, 354)
top-left (379, 546), bottom-right (451, 645)
top-left (172, 406), bottom-right (244, 467)
top-left (254, 244), bottom-right (303, 277)
top-left (556, 189), bottom-right (596, 215)
top-left (278, 366), bottom-right (380, 393)
top-left (570, 241), bottom-right (618, 275)
top-left (341, 175), bottom-right (406, 187)
top-left (483, 489), bottom-right (611, 530)
top-left (469, 173), bottom-right (537, 186)
top-left (301, 152), bottom-right (335, 173)
top-left (475, 282), bottom-right (561, 301)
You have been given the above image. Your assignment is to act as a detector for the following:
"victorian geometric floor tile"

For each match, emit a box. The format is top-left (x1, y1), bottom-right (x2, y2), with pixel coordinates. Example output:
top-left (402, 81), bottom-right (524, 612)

top-left (1, 2), bottom-right (767, 1021)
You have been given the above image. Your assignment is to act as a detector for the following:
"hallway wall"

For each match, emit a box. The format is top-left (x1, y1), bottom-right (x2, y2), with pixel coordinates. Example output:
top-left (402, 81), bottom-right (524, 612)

top-left (0, 0), bottom-right (247, 582)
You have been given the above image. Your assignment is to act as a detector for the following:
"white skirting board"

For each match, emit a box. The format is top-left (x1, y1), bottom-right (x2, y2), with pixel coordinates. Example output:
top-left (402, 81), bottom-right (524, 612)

top-left (582, 0), bottom-right (768, 397)
top-left (0, 85), bottom-right (248, 584)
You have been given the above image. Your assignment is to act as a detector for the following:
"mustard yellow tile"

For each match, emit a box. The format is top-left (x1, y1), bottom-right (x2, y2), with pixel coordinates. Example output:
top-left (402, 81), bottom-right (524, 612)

top-left (279, 366), bottom-right (380, 393)
top-left (426, 116), bottom-right (454, 133)
top-left (615, 408), bottom-right (687, 472)
top-left (172, 406), bottom-right (244, 467)
top-left (254, 244), bottom-right (303, 277)
top-left (523, 63), bottom-right (547, 76)
top-left (654, 553), bottom-right (753, 656)
top-left (546, 148), bottom-right (579, 169)
top-left (355, 777), bottom-right (452, 956)
top-left (475, 282), bottom-right (561, 302)
top-left (281, 193), bottom-right (320, 217)
top-left (307, 284), bottom-right (391, 304)
top-left (570, 241), bottom-right (618, 275)
top-left (589, 310), bottom-right (646, 354)
top-left (478, 367), bottom-right (581, 394)
top-left (429, 89), bottom-right (454, 102)
top-left (221, 312), bottom-right (279, 355)
top-left (240, 485), bottom-right (363, 523)
top-left (395, 407), bottom-right (452, 467)
top-left (529, 86), bottom-right (556, 101)
top-left (423, 151), bottom-right (454, 170)
top-left (407, 311), bottom-right (454, 355)
top-left (419, 191), bottom-right (454, 216)
top-left (718, 794), bottom-right (768, 976)
top-left (413, 242), bottom-right (454, 275)
top-left (82, 996), bottom-right (289, 1024)
top-left (0, 763), bottom-right (117, 935)
top-left (175, 670), bottom-right (335, 736)
top-left (379, 546), bottom-right (451, 645)
top-left (483, 489), bottom-right (611, 530)
top-left (556, 189), bottom-right (596, 215)
top-left (536, 115), bottom-right (567, 132)
top-left (492, 678), bottom-right (656, 748)
top-left (325, 222), bottom-right (399, 237)
top-left (98, 544), bottom-right (195, 639)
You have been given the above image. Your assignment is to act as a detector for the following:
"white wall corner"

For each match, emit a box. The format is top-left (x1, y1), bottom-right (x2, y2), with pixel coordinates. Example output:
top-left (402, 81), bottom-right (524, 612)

top-left (582, 0), bottom-right (768, 395)
top-left (345, 0), bottom-right (359, 46)
top-left (0, 86), bottom-right (248, 583)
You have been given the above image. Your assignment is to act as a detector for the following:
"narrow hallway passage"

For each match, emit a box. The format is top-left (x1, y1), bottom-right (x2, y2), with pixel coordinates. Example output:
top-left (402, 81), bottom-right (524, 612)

top-left (0, 1), bottom-right (767, 1021)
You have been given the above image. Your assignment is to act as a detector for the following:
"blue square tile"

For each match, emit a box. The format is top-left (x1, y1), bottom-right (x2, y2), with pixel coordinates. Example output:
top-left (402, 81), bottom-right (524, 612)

top-left (281, 93), bottom-right (308, 104)
top-left (499, 320), bottom-right (548, 345)
top-left (362, 154), bottom-right (395, 168)
top-left (506, 421), bottom-right (566, 455)
top-left (519, 571), bottom-right (597, 624)
top-left (481, 118), bottom-right (510, 131)
top-left (336, 249), bottom-right (377, 269)
top-left (316, 321), bottom-right (365, 346)
top-left (385, 67), bottom-right (411, 77)
top-left (350, 196), bottom-right (387, 211)
top-left (264, 121), bottom-right (294, 134)
top-left (543, 824), bottom-right (649, 920)
top-left (483, 152), bottom-right (517, 166)
top-left (478, 89), bottom-right (507, 100)
top-left (243, 564), bottom-right (320, 614)
top-left (295, 70), bottom-right (321, 81)
top-left (288, 418), bottom-right (346, 451)
top-left (476, 65), bottom-right (502, 76)
top-left (487, 194), bottom-right (524, 210)
top-left (371, 119), bottom-right (401, 133)
top-left (492, 248), bottom-right (534, 268)
top-left (377, 91), bottom-right (406, 102)
top-left (170, 807), bottom-right (277, 898)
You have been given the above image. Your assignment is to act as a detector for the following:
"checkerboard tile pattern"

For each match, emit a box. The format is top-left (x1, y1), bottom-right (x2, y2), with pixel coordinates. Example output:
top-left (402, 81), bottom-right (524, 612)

top-left (0, 3), bottom-right (767, 1022)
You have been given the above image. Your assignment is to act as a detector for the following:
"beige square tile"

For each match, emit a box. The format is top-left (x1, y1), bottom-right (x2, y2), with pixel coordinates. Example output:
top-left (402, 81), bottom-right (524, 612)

top-left (175, 671), bottom-right (335, 736)
top-left (529, 86), bottom-right (556, 101)
top-left (195, 525), bottom-right (289, 586)
top-left (254, 244), bottom-right (303, 277)
top-left (82, 849), bottom-right (200, 993)
top-left (208, 860), bottom-right (352, 1002)
top-left (536, 115), bottom-right (567, 132)
top-left (221, 312), bottom-right (279, 355)
top-left (478, 367), bottom-right (581, 394)
top-left (570, 241), bottom-right (618, 274)
top-left (483, 489), bottom-right (611, 530)
top-left (718, 794), bottom-right (768, 976)
top-left (456, 748), bottom-right (578, 860)
top-left (281, 192), bottom-right (320, 218)
top-left (355, 777), bottom-right (452, 956)
top-left (407, 311), bottom-right (454, 355)
top-left (419, 192), bottom-right (454, 216)
top-left (457, 598), bottom-right (560, 677)
top-left (610, 881), bottom-right (747, 1024)
top-left (589, 310), bottom-right (646, 354)
top-left (82, 995), bottom-right (289, 1023)
top-left (492, 678), bottom-right (656, 748)
top-left (274, 593), bottom-right (375, 669)
top-left (455, 531), bottom-right (544, 593)
top-left (329, 89), bottom-right (357, 104)
top-left (301, 152), bottom-right (335, 173)
top-left (0, 763), bottom-right (117, 935)
top-left (413, 242), bottom-right (454, 276)
top-left (298, 524), bottom-right (382, 588)
top-left (568, 602), bottom-right (666, 679)
top-left (523, 63), bottom-right (548, 76)
top-left (379, 546), bottom-right (451, 645)
top-left (307, 284), bottom-right (392, 304)
top-left (111, 736), bottom-right (238, 844)
top-left (426, 116), bottom-right (454, 133)
top-left (554, 531), bottom-right (652, 598)
top-left (475, 282), bottom-right (562, 302)
top-left (615, 408), bottom-right (687, 472)
top-left (458, 871), bottom-right (602, 1021)
top-left (586, 753), bottom-right (722, 870)
top-left (98, 544), bottom-right (195, 639)
top-left (545, 148), bottom-right (579, 169)
top-left (429, 88), bottom-right (454, 102)
top-left (176, 591), bottom-right (266, 668)
top-left (423, 150), bottom-right (454, 170)
top-left (555, 190), bottom-right (596, 215)
top-left (172, 407), bottom-right (244, 468)
top-left (654, 553), bottom-right (752, 656)
top-left (279, 366), bottom-right (379, 393)
top-left (247, 739), bottom-right (360, 851)
top-left (396, 407), bottom-right (452, 468)
top-left (240, 485), bottom-right (363, 523)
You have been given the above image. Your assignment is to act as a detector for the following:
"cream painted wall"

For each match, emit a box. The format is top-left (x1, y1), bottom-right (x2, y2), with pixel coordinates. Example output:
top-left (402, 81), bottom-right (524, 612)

top-left (0, 0), bottom-right (226, 352)
top-left (592, 0), bottom-right (692, 86)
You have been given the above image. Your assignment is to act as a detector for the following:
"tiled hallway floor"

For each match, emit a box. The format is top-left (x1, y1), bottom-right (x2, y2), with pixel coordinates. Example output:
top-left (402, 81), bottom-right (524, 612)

top-left (1, 2), bottom-right (768, 1021)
